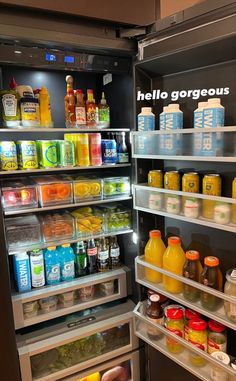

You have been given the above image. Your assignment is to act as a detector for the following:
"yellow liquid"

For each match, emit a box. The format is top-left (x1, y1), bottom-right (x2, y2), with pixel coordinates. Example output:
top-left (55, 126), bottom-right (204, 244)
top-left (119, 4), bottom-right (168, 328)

top-left (163, 243), bottom-right (186, 293)
top-left (144, 236), bottom-right (166, 283)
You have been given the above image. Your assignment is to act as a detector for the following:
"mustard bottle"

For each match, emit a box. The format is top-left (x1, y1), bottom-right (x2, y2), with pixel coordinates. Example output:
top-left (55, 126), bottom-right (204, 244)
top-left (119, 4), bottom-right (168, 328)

top-left (39, 86), bottom-right (53, 127)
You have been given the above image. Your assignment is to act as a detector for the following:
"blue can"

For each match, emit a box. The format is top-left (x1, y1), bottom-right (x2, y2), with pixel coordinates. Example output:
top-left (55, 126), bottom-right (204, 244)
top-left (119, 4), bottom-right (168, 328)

top-left (101, 139), bottom-right (117, 165)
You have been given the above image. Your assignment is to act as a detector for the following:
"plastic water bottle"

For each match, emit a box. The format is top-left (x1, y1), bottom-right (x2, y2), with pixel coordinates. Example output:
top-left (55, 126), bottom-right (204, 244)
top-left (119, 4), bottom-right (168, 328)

top-left (138, 107), bottom-right (155, 131)
top-left (159, 106), bottom-right (169, 154)
top-left (164, 104), bottom-right (183, 155)
top-left (13, 252), bottom-right (31, 292)
top-left (58, 243), bottom-right (75, 282)
top-left (44, 246), bottom-right (60, 285)
top-left (193, 101), bottom-right (208, 156)
top-left (202, 98), bottom-right (225, 156)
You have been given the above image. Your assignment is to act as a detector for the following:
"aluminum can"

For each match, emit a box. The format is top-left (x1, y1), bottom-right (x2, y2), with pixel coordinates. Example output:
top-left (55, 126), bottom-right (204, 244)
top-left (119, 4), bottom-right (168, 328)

top-left (89, 133), bottom-right (102, 166)
top-left (182, 172), bottom-right (200, 193)
top-left (56, 140), bottom-right (75, 167)
top-left (164, 171), bottom-right (180, 190)
top-left (37, 140), bottom-right (57, 168)
top-left (101, 139), bottom-right (117, 165)
top-left (148, 170), bottom-right (163, 188)
top-left (16, 140), bottom-right (38, 169)
top-left (77, 133), bottom-right (90, 167)
top-left (0, 141), bottom-right (18, 170)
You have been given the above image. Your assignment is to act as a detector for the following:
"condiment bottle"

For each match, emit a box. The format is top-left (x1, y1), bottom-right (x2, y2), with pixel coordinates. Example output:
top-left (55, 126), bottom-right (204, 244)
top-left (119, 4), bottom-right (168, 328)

top-left (165, 306), bottom-right (184, 354)
top-left (39, 86), bottom-right (52, 127)
top-left (86, 89), bottom-right (96, 127)
top-left (184, 309), bottom-right (201, 340)
top-left (147, 289), bottom-right (169, 312)
top-left (75, 89), bottom-right (86, 126)
top-left (64, 75), bottom-right (75, 127)
top-left (208, 320), bottom-right (227, 355)
top-left (163, 236), bottom-right (186, 294)
top-left (183, 250), bottom-right (202, 302)
top-left (98, 92), bottom-right (110, 128)
top-left (0, 78), bottom-right (21, 127)
top-left (146, 294), bottom-right (163, 340)
top-left (188, 318), bottom-right (207, 367)
top-left (224, 268), bottom-right (236, 322)
top-left (144, 230), bottom-right (166, 283)
top-left (200, 256), bottom-right (223, 311)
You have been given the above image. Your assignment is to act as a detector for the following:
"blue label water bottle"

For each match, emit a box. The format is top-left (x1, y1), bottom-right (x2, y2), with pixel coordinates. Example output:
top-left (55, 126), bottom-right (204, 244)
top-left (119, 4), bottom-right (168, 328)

top-left (13, 252), bottom-right (31, 292)
top-left (58, 243), bottom-right (75, 282)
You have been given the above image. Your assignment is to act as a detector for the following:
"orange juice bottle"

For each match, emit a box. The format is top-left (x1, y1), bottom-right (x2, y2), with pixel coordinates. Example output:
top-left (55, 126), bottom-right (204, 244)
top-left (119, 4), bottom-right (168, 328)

top-left (144, 230), bottom-right (166, 283)
top-left (163, 236), bottom-right (186, 294)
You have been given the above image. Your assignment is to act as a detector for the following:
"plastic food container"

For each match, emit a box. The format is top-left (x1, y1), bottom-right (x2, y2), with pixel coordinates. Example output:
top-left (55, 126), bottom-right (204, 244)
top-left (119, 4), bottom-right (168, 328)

top-left (58, 291), bottom-right (75, 308)
top-left (103, 177), bottom-right (130, 198)
top-left (41, 213), bottom-right (76, 242)
top-left (71, 207), bottom-right (103, 238)
top-left (96, 204), bottom-right (131, 233)
top-left (99, 280), bottom-right (115, 296)
top-left (211, 352), bottom-right (230, 381)
top-left (73, 177), bottom-right (102, 202)
top-left (78, 285), bottom-right (95, 302)
top-left (39, 296), bottom-right (58, 313)
top-left (23, 301), bottom-right (39, 319)
top-left (1, 179), bottom-right (38, 210)
top-left (5, 215), bottom-right (41, 249)
top-left (33, 176), bottom-right (73, 206)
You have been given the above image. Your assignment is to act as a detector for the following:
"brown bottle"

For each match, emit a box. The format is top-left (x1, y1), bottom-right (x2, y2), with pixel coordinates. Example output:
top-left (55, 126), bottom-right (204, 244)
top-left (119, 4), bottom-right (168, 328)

top-left (200, 256), bottom-right (223, 311)
top-left (110, 236), bottom-right (120, 269)
top-left (146, 294), bottom-right (163, 340)
top-left (97, 237), bottom-right (109, 272)
top-left (183, 250), bottom-right (203, 302)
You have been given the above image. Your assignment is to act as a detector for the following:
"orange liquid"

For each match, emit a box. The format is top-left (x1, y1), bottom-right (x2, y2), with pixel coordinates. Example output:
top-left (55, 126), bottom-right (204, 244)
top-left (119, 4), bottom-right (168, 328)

top-left (144, 235), bottom-right (166, 283)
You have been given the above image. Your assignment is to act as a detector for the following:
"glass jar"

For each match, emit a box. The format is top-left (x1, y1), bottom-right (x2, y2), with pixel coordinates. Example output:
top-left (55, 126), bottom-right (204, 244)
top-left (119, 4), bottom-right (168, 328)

top-left (224, 268), bottom-right (236, 322)
top-left (184, 309), bottom-right (201, 340)
top-left (188, 318), bottom-right (207, 367)
top-left (208, 320), bottom-right (227, 355)
top-left (211, 352), bottom-right (230, 381)
top-left (183, 250), bottom-right (202, 302)
top-left (165, 306), bottom-right (184, 354)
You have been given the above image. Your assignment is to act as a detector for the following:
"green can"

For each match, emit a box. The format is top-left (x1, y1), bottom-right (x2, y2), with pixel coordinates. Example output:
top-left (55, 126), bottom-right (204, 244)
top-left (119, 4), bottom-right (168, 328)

top-left (37, 140), bottom-right (58, 168)
top-left (56, 140), bottom-right (76, 167)
top-left (16, 141), bottom-right (38, 169)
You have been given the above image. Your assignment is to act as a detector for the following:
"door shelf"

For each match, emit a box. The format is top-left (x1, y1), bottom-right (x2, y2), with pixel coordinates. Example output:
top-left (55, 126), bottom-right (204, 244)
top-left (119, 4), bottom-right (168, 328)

top-left (135, 256), bottom-right (236, 331)
top-left (4, 196), bottom-right (132, 216)
top-left (133, 184), bottom-right (236, 233)
top-left (0, 128), bottom-right (130, 132)
top-left (134, 301), bottom-right (236, 381)
top-left (12, 267), bottom-right (128, 329)
top-left (8, 228), bottom-right (133, 255)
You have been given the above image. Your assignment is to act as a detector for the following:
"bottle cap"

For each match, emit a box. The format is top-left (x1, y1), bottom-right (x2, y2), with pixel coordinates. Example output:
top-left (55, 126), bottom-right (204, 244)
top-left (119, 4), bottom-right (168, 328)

top-left (141, 107), bottom-right (152, 113)
top-left (208, 98), bottom-right (221, 105)
top-left (100, 91), bottom-right (107, 105)
top-left (68, 89), bottom-right (74, 95)
top-left (189, 318), bottom-right (207, 331)
top-left (87, 89), bottom-right (93, 94)
top-left (211, 352), bottom-right (230, 365)
top-left (185, 250), bottom-right (200, 260)
top-left (163, 106), bottom-right (169, 112)
top-left (47, 246), bottom-right (56, 250)
top-left (150, 294), bottom-right (160, 303)
top-left (185, 309), bottom-right (201, 320)
top-left (208, 319), bottom-right (225, 333)
top-left (166, 307), bottom-right (183, 320)
top-left (61, 243), bottom-right (70, 248)
top-left (76, 89), bottom-right (83, 94)
top-left (198, 101), bottom-right (208, 108)
top-left (168, 236), bottom-right (181, 245)
top-left (9, 77), bottom-right (18, 90)
top-left (169, 103), bottom-right (180, 110)
top-left (204, 256), bottom-right (219, 267)
top-left (149, 230), bottom-right (161, 238)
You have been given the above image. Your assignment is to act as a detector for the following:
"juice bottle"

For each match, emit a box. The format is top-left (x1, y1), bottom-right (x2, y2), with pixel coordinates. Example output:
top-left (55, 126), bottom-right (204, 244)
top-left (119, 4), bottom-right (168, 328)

top-left (86, 89), bottom-right (96, 127)
top-left (58, 243), bottom-right (75, 282)
top-left (39, 86), bottom-right (52, 127)
top-left (144, 230), bottom-right (166, 283)
top-left (183, 250), bottom-right (202, 302)
top-left (163, 236), bottom-right (186, 293)
top-left (200, 256), bottom-right (223, 311)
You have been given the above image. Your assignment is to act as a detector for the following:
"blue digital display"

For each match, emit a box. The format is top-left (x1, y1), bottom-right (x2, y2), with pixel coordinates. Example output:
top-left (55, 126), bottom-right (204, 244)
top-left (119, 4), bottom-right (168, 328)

top-left (64, 55), bottom-right (75, 63)
top-left (45, 53), bottom-right (56, 62)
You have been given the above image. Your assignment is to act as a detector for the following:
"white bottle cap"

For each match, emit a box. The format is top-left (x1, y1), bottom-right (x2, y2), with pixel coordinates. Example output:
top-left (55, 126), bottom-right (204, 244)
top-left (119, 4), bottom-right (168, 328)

top-left (141, 107), bottom-right (152, 113)
top-left (163, 106), bottom-right (169, 112)
top-left (208, 98), bottom-right (221, 105)
top-left (211, 351), bottom-right (230, 365)
top-left (169, 104), bottom-right (180, 110)
top-left (198, 101), bottom-right (208, 108)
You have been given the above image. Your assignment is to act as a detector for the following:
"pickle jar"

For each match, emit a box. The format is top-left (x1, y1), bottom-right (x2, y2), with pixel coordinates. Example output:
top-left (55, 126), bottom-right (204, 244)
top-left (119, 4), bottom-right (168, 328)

top-left (184, 309), bottom-right (201, 340)
top-left (188, 318), bottom-right (207, 367)
top-left (208, 320), bottom-right (227, 355)
top-left (165, 306), bottom-right (184, 354)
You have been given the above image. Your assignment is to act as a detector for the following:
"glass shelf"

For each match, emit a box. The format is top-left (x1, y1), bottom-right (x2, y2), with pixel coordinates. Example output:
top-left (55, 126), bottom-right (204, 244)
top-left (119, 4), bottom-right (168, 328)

top-left (134, 301), bottom-right (236, 381)
top-left (12, 267), bottom-right (127, 329)
top-left (133, 184), bottom-right (236, 233)
top-left (0, 127), bottom-right (130, 132)
top-left (135, 256), bottom-right (236, 331)
top-left (131, 126), bottom-right (236, 162)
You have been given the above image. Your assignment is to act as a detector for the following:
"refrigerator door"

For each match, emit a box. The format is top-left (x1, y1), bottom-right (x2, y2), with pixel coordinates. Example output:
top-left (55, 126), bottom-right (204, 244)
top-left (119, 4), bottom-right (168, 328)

top-left (17, 300), bottom-right (138, 381)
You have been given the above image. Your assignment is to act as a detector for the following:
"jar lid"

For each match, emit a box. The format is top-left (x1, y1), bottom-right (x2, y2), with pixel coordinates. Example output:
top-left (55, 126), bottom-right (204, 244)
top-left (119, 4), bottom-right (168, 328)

top-left (185, 309), bottom-right (201, 320)
top-left (166, 307), bottom-right (183, 319)
top-left (168, 236), bottom-right (181, 245)
top-left (204, 256), bottom-right (219, 267)
top-left (211, 351), bottom-right (230, 365)
top-left (208, 320), bottom-right (226, 333)
top-left (185, 250), bottom-right (200, 260)
top-left (149, 230), bottom-right (161, 238)
top-left (150, 294), bottom-right (160, 303)
top-left (226, 268), bottom-right (236, 284)
top-left (189, 318), bottom-right (207, 331)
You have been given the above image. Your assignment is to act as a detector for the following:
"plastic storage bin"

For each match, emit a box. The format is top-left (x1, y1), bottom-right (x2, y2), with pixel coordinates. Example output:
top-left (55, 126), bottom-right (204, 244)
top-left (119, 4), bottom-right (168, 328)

top-left (1, 179), bottom-right (38, 211)
top-left (103, 177), bottom-right (131, 198)
top-left (95, 204), bottom-right (131, 233)
top-left (40, 212), bottom-right (76, 242)
top-left (5, 215), bottom-right (41, 249)
top-left (71, 207), bottom-right (103, 238)
top-left (73, 177), bottom-right (103, 202)
top-left (33, 176), bottom-right (73, 207)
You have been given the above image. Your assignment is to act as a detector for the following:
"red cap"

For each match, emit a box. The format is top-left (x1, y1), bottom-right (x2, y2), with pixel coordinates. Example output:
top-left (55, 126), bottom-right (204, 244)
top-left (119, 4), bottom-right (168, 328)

top-left (208, 320), bottom-right (225, 333)
top-left (76, 89), bottom-right (83, 94)
top-left (9, 77), bottom-right (17, 90)
top-left (149, 230), bottom-right (161, 238)
top-left (168, 236), bottom-right (181, 245)
top-left (166, 307), bottom-right (183, 320)
top-left (185, 309), bottom-right (201, 320)
top-left (87, 89), bottom-right (93, 93)
top-left (68, 89), bottom-right (74, 95)
top-left (189, 318), bottom-right (207, 331)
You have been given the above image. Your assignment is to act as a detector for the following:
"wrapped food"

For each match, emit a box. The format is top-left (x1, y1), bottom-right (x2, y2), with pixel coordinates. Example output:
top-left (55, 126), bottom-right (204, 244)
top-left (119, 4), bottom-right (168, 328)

top-left (33, 176), bottom-right (73, 206)
top-left (41, 212), bottom-right (75, 242)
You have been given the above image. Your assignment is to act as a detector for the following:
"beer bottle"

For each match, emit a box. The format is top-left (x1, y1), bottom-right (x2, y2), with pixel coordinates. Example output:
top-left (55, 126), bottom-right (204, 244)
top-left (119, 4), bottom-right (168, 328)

top-left (110, 236), bottom-right (120, 269)
top-left (87, 239), bottom-right (98, 274)
top-left (97, 237), bottom-right (109, 272)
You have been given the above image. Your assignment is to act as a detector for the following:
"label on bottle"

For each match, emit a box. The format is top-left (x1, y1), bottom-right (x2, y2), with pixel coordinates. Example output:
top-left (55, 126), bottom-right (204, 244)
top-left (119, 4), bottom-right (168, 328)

top-left (76, 106), bottom-right (86, 125)
top-left (208, 337), bottom-right (226, 354)
top-left (87, 247), bottom-right (97, 256)
top-left (2, 93), bottom-right (17, 117)
top-left (46, 264), bottom-right (60, 284)
top-left (146, 316), bottom-right (163, 337)
top-left (86, 106), bottom-right (96, 124)
top-left (76, 254), bottom-right (87, 272)
top-left (30, 254), bottom-right (45, 288)
top-left (110, 247), bottom-right (120, 267)
top-left (98, 249), bottom-right (109, 260)
top-left (61, 261), bottom-right (75, 280)
top-left (117, 152), bottom-right (129, 163)
top-left (99, 108), bottom-right (110, 123)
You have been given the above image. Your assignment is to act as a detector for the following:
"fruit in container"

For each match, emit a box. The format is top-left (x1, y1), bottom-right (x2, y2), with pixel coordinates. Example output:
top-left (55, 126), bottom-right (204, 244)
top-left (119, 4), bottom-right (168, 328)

top-left (33, 176), bottom-right (73, 206)
top-left (41, 213), bottom-right (75, 242)
top-left (103, 177), bottom-right (130, 198)
top-left (73, 177), bottom-right (102, 201)
top-left (71, 207), bottom-right (103, 236)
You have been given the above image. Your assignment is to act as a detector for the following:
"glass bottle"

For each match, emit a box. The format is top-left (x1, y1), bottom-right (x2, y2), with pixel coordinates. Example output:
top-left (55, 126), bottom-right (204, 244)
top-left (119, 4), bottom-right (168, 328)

top-left (183, 250), bottom-right (202, 302)
top-left (224, 268), bottom-right (236, 322)
top-left (98, 92), bottom-right (110, 128)
top-left (97, 237), bottom-right (109, 272)
top-left (75, 89), bottom-right (86, 126)
top-left (146, 294), bottom-right (163, 340)
top-left (86, 89), bottom-right (96, 127)
top-left (110, 236), bottom-right (120, 269)
top-left (116, 132), bottom-right (129, 163)
top-left (188, 319), bottom-right (207, 367)
top-left (74, 241), bottom-right (87, 277)
top-left (208, 320), bottom-right (227, 355)
top-left (144, 230), bottom-right (166, 283)
top-left (200, 256), bottom-right (223, 311)
top-left (87, 239), bottom-right (98, 274)
top-left (165, 306), bottom-right (184, 354)
top-left (163, 236), bottom-right (186, 294)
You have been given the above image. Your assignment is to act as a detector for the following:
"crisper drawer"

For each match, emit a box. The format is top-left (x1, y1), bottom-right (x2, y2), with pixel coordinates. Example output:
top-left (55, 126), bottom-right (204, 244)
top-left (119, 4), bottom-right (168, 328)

top-left (12, 267), bottom-right (129, 329)
top-left (17, 300), bottom-right (138, 381)
top-left (61, 350), bottom-right (140, 381)
top-left (134, 301), bottom-right (236, 381)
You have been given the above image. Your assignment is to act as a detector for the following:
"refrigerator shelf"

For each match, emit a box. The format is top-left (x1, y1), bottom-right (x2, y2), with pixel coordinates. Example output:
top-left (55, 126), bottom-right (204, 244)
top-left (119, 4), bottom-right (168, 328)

top-left (132, 154), bottom-right (236, 163)
top-left (134, 301), bottom-right (236, 381)
top-left (135, 256), bottom-right (236, 331)
top-left (133, 184), bottom-right (236, 233)
top-left (4, 195), bottom-right (132, 216)
top-left (0, 128), bottom-right (131, 132)
top-left (12, 267), bottom-right (128, 329)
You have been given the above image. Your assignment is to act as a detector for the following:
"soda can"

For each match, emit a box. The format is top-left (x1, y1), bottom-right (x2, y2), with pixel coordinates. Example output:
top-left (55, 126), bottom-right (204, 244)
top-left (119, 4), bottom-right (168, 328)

top-left (77, 133), bottom-right (90, 167)
top-left (89, 133), bottom-right (102, 166)
top-left (56, 140), bottom-right (75, 167)
top-left (102, 139), bottom-right (117, 165)
top-left (202, 174), bottom-right (221, 219)
top-left (0, 141), bottom-right (18, 170)
top-left (148, 170), bottom-right (163, 188)
top-left (182, 172), bottom-right (200, 193)
top-left (37, 140), bottom-right (58, 168)
top-left (164, 171), bottom-right (180, 190)
top-left (16, 140), bottom-right (38, 170)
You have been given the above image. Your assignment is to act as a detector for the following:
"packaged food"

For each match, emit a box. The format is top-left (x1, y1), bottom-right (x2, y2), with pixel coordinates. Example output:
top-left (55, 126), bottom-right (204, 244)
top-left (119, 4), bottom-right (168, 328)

top-left (0, 89), bottom-right (21, 127)
top-left (1, 178), bottom-right (38, 210)
top-left (0, 141), bottom-right (18, 171)
top-left (23, 301), bottom-right (39, 319)
top-left (200, 256), bottom-right (223, 311)
top-left (146, 294), bottom-right (163, 339)
top-left (73, 177), bottom-right (102, 202)
top-left (41, 213), bottom-right (75, 242)
top-left (72, 207), bottom-right (103, 238)
top-left (20, 97), bottom-right (40, 127)
top-left (224, 268), bottom-right (236, 322)
top-left (99, 280), bottom-right (115, 296)
top-left (149, 193), bottom-right (163, 210)
top-left (214, 202), bottom-right (231, 225)
top-left (39, 296), bottom-right (58, 313)
top-left (5, 215), bottom-right (41, 249)
top-left (208, 320), bottom-right (227, 355)
top-left (183, 198), bottom-right (200, 218)
top-left (184, 309), bottom-right (201, 340)
top-left (183, 250), bottom-right (202, 302)
top-left (165, 305), bottom-right (184, 354)
top-left (148, 170), bottom-right (163, 188)
top-left (182, 172), bottom-right (200, 193)
top-left (210, 352), bottom-right (230, 381)
top-left (164, 171), bottom-right (180, 191)
top-left (103, 177), bottom-right (130, 198)
top-left (16, 140), bottom-right (38, 170)
top-left (188, 319), bottom-right (207, 367)
top-left (59, 291), bottom-right (75, 308)
top-left (33, 176), bottom-right (73, 206)
top-left (165, 195), bottom-right (181, 214)
top-left (78, 285), bottom-right (95, 302)
top-left (202, 174), bottom-right (221, 219)
top-left (36, 140), bottom-right (58, 168)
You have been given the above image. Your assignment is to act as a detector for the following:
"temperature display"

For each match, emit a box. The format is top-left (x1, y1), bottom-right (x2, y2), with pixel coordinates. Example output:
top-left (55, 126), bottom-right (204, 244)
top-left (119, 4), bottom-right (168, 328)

top-left (64, 55), bottom-right (75, 63)
top-left (45, 53), bottom-right (56, 62)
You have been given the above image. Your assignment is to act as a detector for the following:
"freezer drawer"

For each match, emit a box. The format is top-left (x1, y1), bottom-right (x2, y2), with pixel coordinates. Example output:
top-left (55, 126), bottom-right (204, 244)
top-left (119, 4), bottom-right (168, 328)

top-left (61, 350), bottom-right (140, 381)
top-left (17, 300), bottom-right (138, 381)
top-left (12, 267), bottom-right (129, 329)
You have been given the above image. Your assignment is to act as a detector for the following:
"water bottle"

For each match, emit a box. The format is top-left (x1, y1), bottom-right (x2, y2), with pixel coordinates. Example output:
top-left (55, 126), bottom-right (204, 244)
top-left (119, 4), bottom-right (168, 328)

top-left (202, 98), bottom-right (225, 156)
top-left (58, 243), bottom-right (75, 282)
top-left (193, 101), bottom-right (208, 156)
top-left (138, 107), bottom-right (155, 131)
top-left (164, 104), bottom-right (183, 155)
top-left (159, 106), bottom-right (169, 154)
top-left (44, 246), bottom-right (60, 285)
top-left (13, 252), bottom-right (31, 292)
